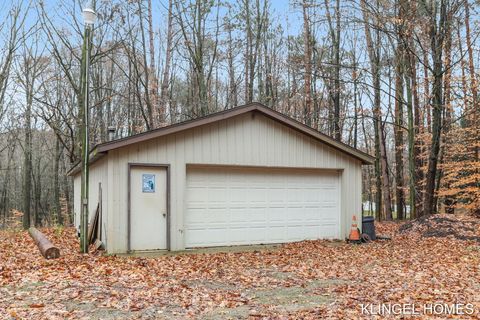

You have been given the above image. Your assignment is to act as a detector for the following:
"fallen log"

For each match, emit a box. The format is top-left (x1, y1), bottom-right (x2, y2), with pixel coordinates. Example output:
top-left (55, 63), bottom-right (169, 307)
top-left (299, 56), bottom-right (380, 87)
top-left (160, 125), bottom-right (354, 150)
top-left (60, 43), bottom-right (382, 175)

top-left (28, 227), bottom-right (60, 259)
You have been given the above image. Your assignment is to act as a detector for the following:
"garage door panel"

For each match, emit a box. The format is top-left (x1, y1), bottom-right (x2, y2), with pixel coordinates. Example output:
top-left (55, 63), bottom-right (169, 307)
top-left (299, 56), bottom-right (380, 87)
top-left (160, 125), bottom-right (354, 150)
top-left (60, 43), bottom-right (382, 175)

top-left (186, 187), bottom-right (209, 202)
top-left (249, 227), bottom-right (266, 241)
top-left (320, 207), bottom-right (336, 216)
top-left (208, 187), bottom-right (228, 199)
top-left (185, 208), bottom-right (205, 224)
top-left (184, 229), bottom-right (207, 246)
top-left (185, 166), bottom-right (340, 248)
top-left (230, 189), bottom-right (247, 201)
top-left (250, 208), bottom-right (267, 222)
top-left (289, 189), bottom-right (305, 202)
top-left (230, 209), bottom-right (248, 222)
top-left (204, 229), bottom-right (225, 245)
top-left (268, 191), bottom-right (285, 203)
top-left (248, 189), bottom-right (267, 203)
top-left (268, 226), bottom-right (286, 241)
top-left (229, 229), bottom-right (248, 244)
top-left (286, 208), bottom-right (304, 223)
top-left (208, 202), bottom-right (228, 210)
top-left (211, 209), bottom-right (229, 223)
top-left (268, 208), bottom-right (286, 222)
top-left (302, 226), bottom-right (319, 238)
top-left (303, 188), bottom-right (322, 200)
top-left (304, 208), bottom-right (322, 221)
top-left (323, 202), bottom-right (337, 210)
top-left (287, 226), bottom-right (305, 240)
top-left (320, 225), bottom-right (337, 238)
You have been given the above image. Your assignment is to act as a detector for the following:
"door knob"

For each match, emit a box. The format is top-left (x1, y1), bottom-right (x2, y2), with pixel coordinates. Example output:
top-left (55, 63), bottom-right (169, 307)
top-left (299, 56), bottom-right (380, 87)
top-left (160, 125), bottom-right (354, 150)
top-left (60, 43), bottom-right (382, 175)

top-left (162, 213), bottom-right (166, 218)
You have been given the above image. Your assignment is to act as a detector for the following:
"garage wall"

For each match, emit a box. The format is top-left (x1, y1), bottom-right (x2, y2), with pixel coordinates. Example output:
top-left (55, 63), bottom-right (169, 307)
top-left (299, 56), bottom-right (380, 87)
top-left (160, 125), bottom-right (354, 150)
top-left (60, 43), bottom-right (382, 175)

top-left (73, 156), bottom-right (108, 243)
top-left (106, 111), bottom-right (362, 253)
top-left (73, 174), bottom-right (81, 231)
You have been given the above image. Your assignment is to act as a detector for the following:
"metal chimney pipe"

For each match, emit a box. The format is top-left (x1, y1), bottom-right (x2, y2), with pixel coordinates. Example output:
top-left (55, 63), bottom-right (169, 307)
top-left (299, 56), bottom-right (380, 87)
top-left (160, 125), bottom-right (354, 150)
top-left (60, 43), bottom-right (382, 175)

top-left (107, 126), bottom-right (116, 141)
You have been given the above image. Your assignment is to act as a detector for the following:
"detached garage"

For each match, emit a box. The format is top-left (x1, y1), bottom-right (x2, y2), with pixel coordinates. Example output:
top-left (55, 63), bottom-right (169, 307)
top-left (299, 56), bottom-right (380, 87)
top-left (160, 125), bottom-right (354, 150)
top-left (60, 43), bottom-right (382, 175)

top-left (69, 103), bottom-right (374, 253)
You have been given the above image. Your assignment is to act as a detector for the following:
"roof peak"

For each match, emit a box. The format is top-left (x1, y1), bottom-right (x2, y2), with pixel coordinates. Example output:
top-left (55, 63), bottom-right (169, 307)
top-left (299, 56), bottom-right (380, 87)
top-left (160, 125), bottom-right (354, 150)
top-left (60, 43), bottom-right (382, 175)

top-left (68, 102), bottom-right (373, 175)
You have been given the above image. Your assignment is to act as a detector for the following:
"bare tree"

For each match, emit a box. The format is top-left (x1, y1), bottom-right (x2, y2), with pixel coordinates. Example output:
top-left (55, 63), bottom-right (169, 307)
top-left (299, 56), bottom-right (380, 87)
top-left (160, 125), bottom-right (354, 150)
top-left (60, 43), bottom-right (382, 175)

top-left (360, 0), bottom-right (393, 220)
top-left (302, 0), bottom-right (313, 126)
top-left (174, 0), bottom-right (220, 116)
top-left (324, 0), bottom-right (342, 140)
top-left (422, 0), bottom-right (460, 216)
top-left (159, 0), bottom-right (174, 124)
top-left (0, 3), bottom-right (28, 123)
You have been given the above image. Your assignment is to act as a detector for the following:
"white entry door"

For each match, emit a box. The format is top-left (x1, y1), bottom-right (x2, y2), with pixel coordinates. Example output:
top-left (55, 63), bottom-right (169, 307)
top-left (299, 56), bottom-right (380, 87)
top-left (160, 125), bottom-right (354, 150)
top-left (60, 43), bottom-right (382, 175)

top-left (185, 166), bottom-right (340, 248)
top-left (130, 166), bottom-right (167, 250)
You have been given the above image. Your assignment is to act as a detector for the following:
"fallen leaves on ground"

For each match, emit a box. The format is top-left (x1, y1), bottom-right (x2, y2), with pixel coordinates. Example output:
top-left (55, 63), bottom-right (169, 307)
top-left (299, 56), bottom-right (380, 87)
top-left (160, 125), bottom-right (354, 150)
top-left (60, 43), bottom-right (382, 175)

top-left (399, 213), bottom-right (480, 241)
top-left (0, 217), bottom-right (479, 319)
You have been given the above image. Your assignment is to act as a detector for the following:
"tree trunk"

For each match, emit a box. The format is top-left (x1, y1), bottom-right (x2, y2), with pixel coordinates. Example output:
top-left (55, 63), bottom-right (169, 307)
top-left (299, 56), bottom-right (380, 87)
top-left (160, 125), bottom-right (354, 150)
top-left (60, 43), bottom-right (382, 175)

top-left (464, 0), bottom-right (479, 162)
top-left (333, 0), bottom-right (341, 140)
top-left (458, 22), bottom-right (469, 128)
top-left (2, 139), bottom-right (14, 225)
top-left (423, 49), bottom-right (431, 133)
top-left (34, 154), bottom-right (42, 226)
top-left (423, 0), bottom-right (448, 216)
top-left (62, 158), bottom-right (72, 224)
top-left (435, 11), bottom-right (453, 214)
top-left (353, 51), bottom-right (358, 149)
top-left (398, 0), bottom-right (412, 218)
top-left (464, 0), bottom-right (478, 127)
top-left (53, 137), bottom-right (63, 225)
top-left (360, 0), bottom-right (392, 220)
top-left (159, 0), bottom-right (173, 124)
top-left (394, 45), bottom-right (405, 220)
top-left (137, 0), bottom-right (154, 129)
top-left (302, 0), bottom-right (313, 126)
top-left (405, 63), bottom-right (415, 219)
top-left (244, 0), bottom-right (251, 103)
top-left (324, 0), bottom-right (341, 140)
top-left (148, 0), bottom-right (160, 125)
top-left (23, 71), bottom-right (33, 230)
top-left (227, 20), bottom-right (237, 108)
top-left (379, 118), bottom-right (393, 220)
top-left (411, 51), bottom-right (423, 217)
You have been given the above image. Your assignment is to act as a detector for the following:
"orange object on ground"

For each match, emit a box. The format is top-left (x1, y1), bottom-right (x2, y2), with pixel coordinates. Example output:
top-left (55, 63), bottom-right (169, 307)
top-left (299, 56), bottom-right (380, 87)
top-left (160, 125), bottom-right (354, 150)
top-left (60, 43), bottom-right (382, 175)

top-left (349, 215), bottom-right (361, 241)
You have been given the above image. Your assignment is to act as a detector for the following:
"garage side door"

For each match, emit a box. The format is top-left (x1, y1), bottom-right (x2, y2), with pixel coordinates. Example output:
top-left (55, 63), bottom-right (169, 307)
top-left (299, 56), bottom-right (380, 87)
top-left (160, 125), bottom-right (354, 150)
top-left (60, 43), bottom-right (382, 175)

top-left (185, 166), bottom-right (340, 248)
top-left (130, 166), bottom-right (167, 251)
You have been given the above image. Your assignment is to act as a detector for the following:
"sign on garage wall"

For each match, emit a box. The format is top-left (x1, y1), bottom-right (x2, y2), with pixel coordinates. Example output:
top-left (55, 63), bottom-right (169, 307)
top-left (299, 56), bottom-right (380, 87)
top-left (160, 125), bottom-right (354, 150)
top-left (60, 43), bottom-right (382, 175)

top-left (142, 174), bottom-right (155, 193)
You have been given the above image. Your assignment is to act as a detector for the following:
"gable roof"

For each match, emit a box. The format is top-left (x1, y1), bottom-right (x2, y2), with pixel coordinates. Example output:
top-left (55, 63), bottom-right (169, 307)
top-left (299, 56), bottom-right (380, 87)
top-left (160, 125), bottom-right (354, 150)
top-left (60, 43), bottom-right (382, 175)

top-left (68, 103), bottom-right (374, 175)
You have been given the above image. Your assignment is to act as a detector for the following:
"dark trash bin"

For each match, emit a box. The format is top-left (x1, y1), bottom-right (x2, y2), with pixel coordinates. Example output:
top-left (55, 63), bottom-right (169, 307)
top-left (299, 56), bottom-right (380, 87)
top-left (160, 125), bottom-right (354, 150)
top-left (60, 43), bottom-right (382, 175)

top-left (362, 216), bottom-right (376, 240)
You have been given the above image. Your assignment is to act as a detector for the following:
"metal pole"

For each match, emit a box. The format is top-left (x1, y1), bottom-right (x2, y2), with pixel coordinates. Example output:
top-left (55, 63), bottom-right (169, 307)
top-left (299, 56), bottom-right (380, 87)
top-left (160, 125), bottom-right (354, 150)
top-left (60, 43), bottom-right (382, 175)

top-left (80, 25), bottom-right (91, 253)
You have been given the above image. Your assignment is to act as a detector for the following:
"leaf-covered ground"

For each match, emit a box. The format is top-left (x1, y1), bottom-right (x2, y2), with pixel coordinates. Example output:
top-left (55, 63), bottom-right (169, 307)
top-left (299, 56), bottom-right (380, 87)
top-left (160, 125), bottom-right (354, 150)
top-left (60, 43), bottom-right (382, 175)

top-left (1, 216), bottom-right (480, 319)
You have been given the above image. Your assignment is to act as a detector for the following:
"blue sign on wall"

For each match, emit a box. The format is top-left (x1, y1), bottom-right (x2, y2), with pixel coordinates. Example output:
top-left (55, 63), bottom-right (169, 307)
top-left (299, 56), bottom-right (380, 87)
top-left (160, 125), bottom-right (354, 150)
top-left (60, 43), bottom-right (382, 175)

top-left (142, 174), bottom-right (155, 193)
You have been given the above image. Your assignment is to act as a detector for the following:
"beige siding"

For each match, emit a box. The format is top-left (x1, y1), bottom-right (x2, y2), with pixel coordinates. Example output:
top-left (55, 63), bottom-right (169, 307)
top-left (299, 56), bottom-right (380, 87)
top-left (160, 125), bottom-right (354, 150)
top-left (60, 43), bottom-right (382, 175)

top-left (105, 112), bottom-right (363, 253)
top-left (73, 156), bottom-right (108, 242)
top-left (73, 174), bottom-right (81, 230)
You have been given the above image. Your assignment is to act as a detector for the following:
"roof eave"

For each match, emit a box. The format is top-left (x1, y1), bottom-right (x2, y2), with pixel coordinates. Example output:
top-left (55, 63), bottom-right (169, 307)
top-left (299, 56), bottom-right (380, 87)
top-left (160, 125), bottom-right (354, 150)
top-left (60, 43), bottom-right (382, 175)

top-left (95, 103), bottom-right (259, 153)
top-left (66, 147), bottom-right (106, 176)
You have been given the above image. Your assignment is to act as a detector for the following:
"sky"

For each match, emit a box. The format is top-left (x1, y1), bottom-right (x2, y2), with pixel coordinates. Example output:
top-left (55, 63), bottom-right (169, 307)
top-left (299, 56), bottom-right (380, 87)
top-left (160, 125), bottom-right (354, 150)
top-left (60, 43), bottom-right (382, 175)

top-left (31, 0), bottom-right (303, 36)
top-left (10, 0), bottom-right (475, 127)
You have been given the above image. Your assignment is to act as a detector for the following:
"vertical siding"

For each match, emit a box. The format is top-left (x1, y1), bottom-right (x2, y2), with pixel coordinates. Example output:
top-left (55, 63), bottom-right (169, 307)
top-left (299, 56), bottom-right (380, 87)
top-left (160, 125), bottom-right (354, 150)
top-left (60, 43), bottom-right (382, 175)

top-left (89, 157), bottom-right (108, 243)
top-left (73, 175), bottom-right (81, 230)
top-left (105, 112), bottom-right (363, 253)
top-left (106, 150), bottom-right (115, 249)
top-left (72, 156), bottom-right (108, 242)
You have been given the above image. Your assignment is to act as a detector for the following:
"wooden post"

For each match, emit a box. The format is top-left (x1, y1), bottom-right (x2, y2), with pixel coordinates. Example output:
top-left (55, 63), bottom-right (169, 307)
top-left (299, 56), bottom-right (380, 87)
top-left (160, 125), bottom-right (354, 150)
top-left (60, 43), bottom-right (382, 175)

top-left (28, 227), bottom-right (60, 259)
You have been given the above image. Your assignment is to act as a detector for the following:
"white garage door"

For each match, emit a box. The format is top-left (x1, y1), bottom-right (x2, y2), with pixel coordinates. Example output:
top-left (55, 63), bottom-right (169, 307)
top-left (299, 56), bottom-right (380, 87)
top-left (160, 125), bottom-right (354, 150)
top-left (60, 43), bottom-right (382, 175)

top-left (185, 166), bottom-right (341, 248)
